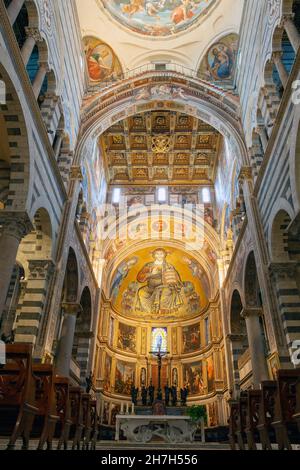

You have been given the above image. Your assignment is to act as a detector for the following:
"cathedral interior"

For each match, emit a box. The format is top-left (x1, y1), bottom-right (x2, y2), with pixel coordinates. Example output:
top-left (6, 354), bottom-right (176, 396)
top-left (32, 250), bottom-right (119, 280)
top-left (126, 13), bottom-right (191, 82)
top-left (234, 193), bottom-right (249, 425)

top-left (0, 0), bottom-right (300, 452)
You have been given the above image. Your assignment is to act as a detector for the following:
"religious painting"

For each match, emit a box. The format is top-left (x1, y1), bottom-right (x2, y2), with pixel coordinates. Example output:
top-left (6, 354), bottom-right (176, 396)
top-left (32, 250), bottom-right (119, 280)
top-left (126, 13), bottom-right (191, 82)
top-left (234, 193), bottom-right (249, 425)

top-left (183, 361), bottom-right (205, 396)
top-left (198, 34), bottom-right (239, 83)
top-left (151, 327), bottom-right (168, 353)
top-left (268, 353), bottom-right (280, 380)
top-left (114, 360), bottom-right (135, 395)
top-left (207, 356), bottom-right (215, 393)
top-left (117, 322), bottom-right (137, 353)
top-left (182, 323), bottom-right (201, 353)
top-left (104, 354), bottom-right (112, 391)
top-left (83, 36), bottom-right (122, 83)
top-left (113, 247), bottom-right (208, 319)
top-left (100, 0), bottom-right (215, 38)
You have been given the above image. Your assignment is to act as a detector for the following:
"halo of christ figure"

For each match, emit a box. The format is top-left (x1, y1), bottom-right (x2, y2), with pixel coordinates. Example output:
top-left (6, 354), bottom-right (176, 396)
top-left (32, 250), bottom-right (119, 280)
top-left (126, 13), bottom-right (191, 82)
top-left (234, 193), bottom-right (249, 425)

top-left (136, 248), bottom-right (184, 314)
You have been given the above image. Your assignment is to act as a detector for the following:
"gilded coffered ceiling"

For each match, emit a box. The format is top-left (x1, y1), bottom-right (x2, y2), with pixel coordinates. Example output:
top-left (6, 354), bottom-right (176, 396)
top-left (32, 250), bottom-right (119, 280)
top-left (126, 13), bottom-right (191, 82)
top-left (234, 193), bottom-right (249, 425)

top-left (100, 111), bottom-right (222, 185)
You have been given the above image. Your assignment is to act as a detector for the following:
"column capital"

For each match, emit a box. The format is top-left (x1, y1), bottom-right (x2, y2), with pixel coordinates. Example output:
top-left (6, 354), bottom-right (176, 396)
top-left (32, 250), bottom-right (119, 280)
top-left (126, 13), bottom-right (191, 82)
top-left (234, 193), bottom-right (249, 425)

top-left (38, 61), bottom-right (50, 73)
top-left (0, 211), bottom-right (33, 240)
top-left (272, 50), bottom-right (283, 63)
top-left (280, 13), bottom-right (295, 27)
top-left (268, 261), bottom-right (298, 279)
top-left (238, 166), bottom-right (253, 182)
top-left (240, 307), bottom-right (263, 319)
top-left (70, 166), bottom-right (83, 181)
top-left (61, 302), bottom-right (83, 316)
top-left (28, 259), bottom-right (55, 280)
top-left (24, 26), bottom-right (43, 42)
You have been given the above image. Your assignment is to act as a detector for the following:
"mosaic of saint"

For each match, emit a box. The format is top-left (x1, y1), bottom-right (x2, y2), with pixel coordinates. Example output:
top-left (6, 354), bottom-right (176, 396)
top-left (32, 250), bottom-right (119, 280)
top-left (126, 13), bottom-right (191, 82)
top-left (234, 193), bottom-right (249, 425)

top-left (100, 1), bottom-right (215, 37)
top-left (83, 36), bottom-right (122, 83)
top-left (111, 247), bottom-right (208, 319)
top-left (198, 33), bottom-right (239, 83)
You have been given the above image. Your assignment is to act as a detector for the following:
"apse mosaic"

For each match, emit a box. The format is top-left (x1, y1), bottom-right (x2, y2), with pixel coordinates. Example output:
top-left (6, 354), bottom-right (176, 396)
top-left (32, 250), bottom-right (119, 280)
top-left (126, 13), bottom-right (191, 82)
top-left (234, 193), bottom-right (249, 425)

top-left (83, 36), bottom-right (122, 83)
top-left (100, 1), bottom-right (216, 37)
top-left (198, 33), bottom-right (239, 83)
top-left (110, 247), bottom-right (209, 319)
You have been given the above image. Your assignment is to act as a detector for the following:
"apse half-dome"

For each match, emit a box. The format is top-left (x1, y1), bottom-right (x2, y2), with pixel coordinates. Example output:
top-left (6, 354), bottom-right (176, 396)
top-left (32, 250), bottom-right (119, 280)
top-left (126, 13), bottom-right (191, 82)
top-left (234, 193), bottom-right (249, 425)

top-left (109, 246), bottom-right (210, 320)
top-left (99, 0), bottom-right (217, 38)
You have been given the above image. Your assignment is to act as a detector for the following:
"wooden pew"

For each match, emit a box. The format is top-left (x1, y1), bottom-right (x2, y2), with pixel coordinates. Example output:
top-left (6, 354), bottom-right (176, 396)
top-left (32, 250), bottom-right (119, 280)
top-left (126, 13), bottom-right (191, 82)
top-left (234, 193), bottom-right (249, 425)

top-left (245, 390), bottom-right (261, 450)
top-left (54, 376), bottom-right (72, 450)
top-left (271, 369), bottom-right (300, 450)
top-left (228, 400), bottom-right (239, 450)
top-left (0, 344), bottom-right (38, 450)
top-left (257, 381), bottom-right (277, 450)
top-left (32, 364), bottom-right (60, 450)
top-left (235, 392), bottom-right (247, 450)
top-left (89, 399), bottom-right (99, 451)
top-left (292, 376), bottom-right (300, 432)
top-left (81, 393), bottom-right (92, 450)
top-left (69, 386), bottom-right (84, 450)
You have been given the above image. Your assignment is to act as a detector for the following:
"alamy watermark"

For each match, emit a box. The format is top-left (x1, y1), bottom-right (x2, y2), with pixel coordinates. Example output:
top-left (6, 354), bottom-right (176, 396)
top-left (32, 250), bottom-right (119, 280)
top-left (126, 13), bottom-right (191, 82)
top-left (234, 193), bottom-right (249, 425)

top-left (0, 340), bottom-right (6, 367)
top-left (291, 340), bottom-right (300, 366)
top-left (0, 80), bottom-right (6, 105)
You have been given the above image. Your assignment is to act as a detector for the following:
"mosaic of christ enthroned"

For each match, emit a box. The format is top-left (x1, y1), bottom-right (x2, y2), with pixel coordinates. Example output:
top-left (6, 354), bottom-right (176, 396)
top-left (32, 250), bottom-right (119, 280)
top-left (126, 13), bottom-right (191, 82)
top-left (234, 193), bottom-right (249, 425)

top-left (110, 247), bottom-right (208, 319)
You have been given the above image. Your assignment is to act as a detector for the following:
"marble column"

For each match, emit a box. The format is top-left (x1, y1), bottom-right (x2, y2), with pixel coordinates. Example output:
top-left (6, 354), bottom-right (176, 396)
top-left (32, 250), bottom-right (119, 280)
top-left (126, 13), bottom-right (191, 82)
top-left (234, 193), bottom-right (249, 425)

top-left (241, 308), bottom-right (269, 388)
top-left (21, 27), bottom-right (43, 67)
top-left (0, 212), bottom-right (32, 317)
top-left (282, 15), bottom-right (300, 53)
top-left (272, 52), bottom-right (289, 88)
top-left (32, 63), bottom-right (49, 99)
top-left (55, 303), bottom-right (82, 377)
top-left (7, 0), bottom-right (25, 25)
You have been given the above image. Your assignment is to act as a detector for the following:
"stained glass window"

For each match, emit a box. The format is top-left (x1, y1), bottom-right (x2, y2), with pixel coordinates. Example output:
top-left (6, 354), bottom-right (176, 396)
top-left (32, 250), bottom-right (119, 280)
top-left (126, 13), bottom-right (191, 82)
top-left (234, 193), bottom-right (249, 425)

top-left (151, 327), bottom-right (167, 353)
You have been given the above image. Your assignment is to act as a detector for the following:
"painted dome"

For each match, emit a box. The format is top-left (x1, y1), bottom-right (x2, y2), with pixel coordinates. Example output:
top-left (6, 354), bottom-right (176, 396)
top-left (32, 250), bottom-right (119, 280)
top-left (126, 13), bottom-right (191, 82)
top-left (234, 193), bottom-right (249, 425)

top-left (99, 0), bottom-right (216, 38)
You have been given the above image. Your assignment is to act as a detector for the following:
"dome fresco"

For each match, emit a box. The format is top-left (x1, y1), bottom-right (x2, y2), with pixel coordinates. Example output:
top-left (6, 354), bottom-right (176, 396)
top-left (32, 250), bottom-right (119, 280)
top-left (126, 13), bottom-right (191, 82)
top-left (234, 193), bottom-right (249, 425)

top-left (99, 0), bottom-right (216, 37)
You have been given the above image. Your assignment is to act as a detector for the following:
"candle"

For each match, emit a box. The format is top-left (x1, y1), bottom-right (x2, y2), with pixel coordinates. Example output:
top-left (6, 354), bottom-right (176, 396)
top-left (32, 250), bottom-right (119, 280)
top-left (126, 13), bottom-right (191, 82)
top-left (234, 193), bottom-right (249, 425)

top-left (121, 403), bottom-right (124, 415)
top-left (131, 403), bottom-right (135, 415)
top-left (126, 403), bottom-right (129, 414)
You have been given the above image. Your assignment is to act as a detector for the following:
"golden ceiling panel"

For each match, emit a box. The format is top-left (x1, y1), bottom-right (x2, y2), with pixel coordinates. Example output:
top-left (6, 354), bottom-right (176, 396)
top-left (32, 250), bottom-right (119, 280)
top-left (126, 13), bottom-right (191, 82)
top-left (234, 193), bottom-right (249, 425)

top-left (101, 110), bottom-right (222, 185)
top-left (133, 167), bottom-right (149, 180)
top-left (131, 154), bottom-right (148, 165)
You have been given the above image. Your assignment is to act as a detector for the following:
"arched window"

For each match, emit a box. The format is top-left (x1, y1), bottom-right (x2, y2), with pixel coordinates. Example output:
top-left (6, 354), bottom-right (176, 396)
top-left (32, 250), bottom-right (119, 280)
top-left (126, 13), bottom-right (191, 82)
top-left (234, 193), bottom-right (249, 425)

top-left (202, 187), bottom-right (211, 204)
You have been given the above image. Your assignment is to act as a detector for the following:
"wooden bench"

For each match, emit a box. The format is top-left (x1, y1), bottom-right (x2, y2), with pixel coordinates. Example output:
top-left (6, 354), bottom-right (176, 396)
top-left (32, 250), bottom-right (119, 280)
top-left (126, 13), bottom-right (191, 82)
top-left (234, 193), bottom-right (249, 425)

top-left (0, 344), bottom-right (38, 450)
top-left (228, 400), bottom-right (239, 450)
top-left (292, 376), bottom-right (300, 432)
top-left (257, 381), bottom-right (277, 450)
top-left (32, 364), bottom-right (60, 450)
top-left (69, 386), bottom-right (84, 450)
top-left (245, 390), bottom-right (261, 450)
top-left (54, 375), bottom-right (72, 450)
top-left (89, 399), bottom-right (99, 450)
top-left (271, 369), bottom-right (300, 450)
top-left (235, 392), bottom-right (247, 450)
top-left (81, 393), bottom-right (92, 450)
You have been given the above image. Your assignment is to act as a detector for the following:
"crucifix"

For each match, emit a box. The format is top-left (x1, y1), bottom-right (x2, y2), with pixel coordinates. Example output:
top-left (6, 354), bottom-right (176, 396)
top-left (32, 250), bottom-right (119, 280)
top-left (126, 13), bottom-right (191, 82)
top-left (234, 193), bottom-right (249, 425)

top-left (149, 344), bottom-right (169, 401)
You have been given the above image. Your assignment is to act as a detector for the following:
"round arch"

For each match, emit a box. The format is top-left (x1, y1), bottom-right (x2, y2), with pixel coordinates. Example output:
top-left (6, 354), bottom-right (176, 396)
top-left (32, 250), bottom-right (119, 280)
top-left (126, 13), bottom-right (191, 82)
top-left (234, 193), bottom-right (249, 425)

top-left (76, 73), bottom-right (248, 171)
